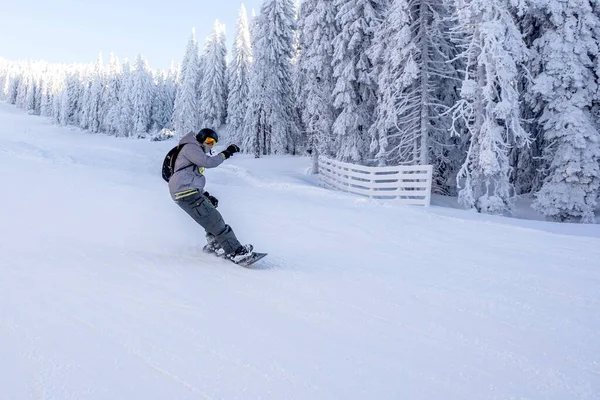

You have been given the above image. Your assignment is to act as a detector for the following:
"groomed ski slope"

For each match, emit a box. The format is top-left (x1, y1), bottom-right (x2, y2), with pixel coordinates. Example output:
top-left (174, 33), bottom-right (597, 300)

top-left (0, 102), bottom-right (599, 400)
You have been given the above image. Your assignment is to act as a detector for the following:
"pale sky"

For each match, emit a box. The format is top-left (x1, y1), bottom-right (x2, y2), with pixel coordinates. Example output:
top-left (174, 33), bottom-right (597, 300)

top-left (0, 0), bottom-right (264, 70)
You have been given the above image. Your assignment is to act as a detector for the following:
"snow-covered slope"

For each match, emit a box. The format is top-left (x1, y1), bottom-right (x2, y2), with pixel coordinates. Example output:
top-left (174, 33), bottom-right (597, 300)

top-left (1, 103), bottom-right (599, 399)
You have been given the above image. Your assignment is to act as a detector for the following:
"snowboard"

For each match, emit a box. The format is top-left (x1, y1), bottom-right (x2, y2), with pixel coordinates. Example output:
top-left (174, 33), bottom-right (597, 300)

top-left (235, 252), bottom-right (268, 268)
top-left (203, 247), bottom-right (268, 268)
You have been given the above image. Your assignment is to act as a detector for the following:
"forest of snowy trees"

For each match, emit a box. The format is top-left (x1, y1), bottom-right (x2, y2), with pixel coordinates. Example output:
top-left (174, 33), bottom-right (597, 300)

top-left (1, 0), bottom-right (599, 223)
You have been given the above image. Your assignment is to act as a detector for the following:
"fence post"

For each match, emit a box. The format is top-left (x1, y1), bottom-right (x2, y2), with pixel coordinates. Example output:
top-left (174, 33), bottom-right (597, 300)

top-left (425, 165), bottom-right (432, 206)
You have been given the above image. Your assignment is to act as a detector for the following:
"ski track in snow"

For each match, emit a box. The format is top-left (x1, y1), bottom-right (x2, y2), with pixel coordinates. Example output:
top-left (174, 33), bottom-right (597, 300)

top-left (1, 103), bottom-right (599, 399)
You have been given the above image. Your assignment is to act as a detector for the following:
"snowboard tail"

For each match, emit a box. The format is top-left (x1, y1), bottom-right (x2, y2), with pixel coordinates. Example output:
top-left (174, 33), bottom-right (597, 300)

top-left (236, 252), bottom-right (267, 268)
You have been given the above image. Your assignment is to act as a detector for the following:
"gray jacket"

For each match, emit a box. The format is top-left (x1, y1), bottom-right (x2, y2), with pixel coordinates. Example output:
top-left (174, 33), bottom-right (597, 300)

top-left (168, 131), bottom-right (225, 200)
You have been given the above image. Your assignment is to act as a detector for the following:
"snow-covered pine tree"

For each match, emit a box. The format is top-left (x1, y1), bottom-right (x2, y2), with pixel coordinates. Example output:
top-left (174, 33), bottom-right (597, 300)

top-left (243, 0), bottom-right (299, 156)
top-left (78, 67), bottom-right (93, 130)
top-left (173, 29), bottom-right (200, 136)
top-left (163, 63), bottom-right (177, 130)
top-left (507, 11), bottom-right (545, 196)
top-left (331, 0), bottom-right (388, 163)
top-left (227, 3), bottom-right (253, 143)
top-left (15, 67), bottom-right (31, 111)
top-left (51, 70), bottom-right (65, 124)
top-left (291, 0), bottom-right (305, 149)
top-left (450, 0), bottom-right (530, 215)
top-left (530, 0), bottom-right (600, 223)
top-left (291, 0), bottom-right (302, 66)
top-left (296, 0), bottom-right (315, 152)
top-left (102, 53), bottom-right (122, 135)
top-left (25, 68), bottom-right (37, 115)
top-left (5, 63), bottom-right (21, 105)
top-left (40, 67), bottom-right (54, 117)
top-left (368, 0), bottom-right (413, 166)
top-left (56, 69), bottom-right (74, 126)
top-left (0, 67), bottom-right (7, 100)
top-left (249, 8), bottom-right (259, 47)
top-left (199, 20), bottom-right (228, 130)
top-left (296, 0), bottom-right (338, 172)
top-left (118, 59), bottom-right (134, 137)
top-left (60, 68), bottom-right (82, 126)
top-left (130, 55), bottom-right (154, 137)
top-left (369, 0), bottom-right (462, 193)
top-left (88, 54), bottom-right (104, 133)
top-left (150, 70), bottom-right (166, 132)
top-left (32, 64), bottom-right (44, 115)
top-left (0, 59), bottom-right (7, 100)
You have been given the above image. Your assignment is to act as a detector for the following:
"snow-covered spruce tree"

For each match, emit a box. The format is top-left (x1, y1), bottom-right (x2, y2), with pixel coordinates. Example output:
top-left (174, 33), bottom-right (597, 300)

top-left (87, 54), bottom-right (104, 133)
top-left (243, 0), bottom-right (299, 157)
top-left (147, 65), bottom-right (176, 139)
top-left (102, 53), bottom-right (122, 135)
top-left (243, 8), bottom-right (262, 154)
top-left (199, 20), bottom-right (228, 130)
top-left (227, 3), bottom-right (253, 143)
top-left (52, 71), bottom-right (65, 124)
top-left (292, 1), bottom-right (308, 151)
top-left (59, 71), bottom-right (72, 126)
top-left (507, 11), bottom-right (545, 196)
top-left (0, 59), bottom-right (7, 100)
top-left (150, 70), bottom-right (167, 132)
top-left (530, 0), bottom-right (600, 223)
top-left (60, 68), bottom-right (83, 126)
top-left (0, 66), bottom-right (8, 100)
top-left (40, 68), bottom-right (54, 117)
top-left (450, 0), bottom-right (530, 215)
top-left (290, 0), bottom-right (306, 154)
top-left (369, 0), bottom-right (462, 193)
top-left (196, 53), bottom-right (205, 121)
top-left (32, 65), bottom-right (44, 115)
top-left (163, 63), bottom-right (177, 130)
top-left (173, 29), bottom-right (200, 136)
top-left (77, 70), bottom-right (90, 126)
top-left (5, 63), bottom-right (21, 104)
top-left (331, 0), bottom-right (388, 163)
top-left (118, 59), bottom-right (135, 137)
top-left (291, 0), bottom-right (302, 65)
top-left (130, 55), bottom-right (154, 137)
top-left (296, 0), bottom-right (338, 172)
top-left (15, 67), bottom-right (31, 111)
top-left (24, 69), bottom-right (37, 115)
top-left (368, 0), bottom-right (413, 166)
top-left (78, 67), bottom-right (93, 130)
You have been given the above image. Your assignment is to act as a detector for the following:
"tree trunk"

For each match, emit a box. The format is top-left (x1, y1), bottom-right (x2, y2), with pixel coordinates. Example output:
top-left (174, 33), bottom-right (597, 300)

top-left (311, 148), bottom-right (319, 174)
top-left (419, 0), bottom-right (430, 166)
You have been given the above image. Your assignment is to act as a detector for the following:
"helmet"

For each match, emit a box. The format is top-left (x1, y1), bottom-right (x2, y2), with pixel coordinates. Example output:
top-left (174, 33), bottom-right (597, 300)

top-left (195, 128), bottom-right (219, 144)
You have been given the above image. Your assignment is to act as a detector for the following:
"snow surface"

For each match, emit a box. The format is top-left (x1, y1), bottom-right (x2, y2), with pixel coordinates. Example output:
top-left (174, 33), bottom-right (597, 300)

top-left (1, 102), bottom-right (599, 399)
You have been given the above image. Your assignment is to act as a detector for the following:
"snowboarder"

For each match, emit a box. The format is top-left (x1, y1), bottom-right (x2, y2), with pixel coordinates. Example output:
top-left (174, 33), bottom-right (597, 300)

top-left (168, 128), bottom-right (254, 264)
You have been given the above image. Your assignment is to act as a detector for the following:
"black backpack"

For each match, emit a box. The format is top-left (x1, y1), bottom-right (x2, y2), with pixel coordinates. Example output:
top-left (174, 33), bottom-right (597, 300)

top-left (162, 144), bottom-right (188, 182)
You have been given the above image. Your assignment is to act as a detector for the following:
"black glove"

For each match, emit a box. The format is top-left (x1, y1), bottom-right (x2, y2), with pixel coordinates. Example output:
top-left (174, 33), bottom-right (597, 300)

top-left (203, 191), bottom-right (219, 208)
top-left (220, 144), bottom-right (240, 159)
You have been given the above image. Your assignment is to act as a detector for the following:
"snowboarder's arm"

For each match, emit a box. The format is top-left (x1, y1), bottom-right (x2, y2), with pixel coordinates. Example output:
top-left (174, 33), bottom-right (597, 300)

top-left (180, 144), bottom-right (225, 168)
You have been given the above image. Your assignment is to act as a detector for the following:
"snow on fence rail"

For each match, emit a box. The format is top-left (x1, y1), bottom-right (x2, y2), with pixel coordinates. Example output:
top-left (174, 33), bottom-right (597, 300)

top-left (318, 157), bottom-right (433, 206)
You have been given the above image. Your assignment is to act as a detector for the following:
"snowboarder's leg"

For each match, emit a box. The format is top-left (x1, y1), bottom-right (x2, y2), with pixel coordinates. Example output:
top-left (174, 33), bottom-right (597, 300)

top-left (176, 192), bottom-right (243, 255)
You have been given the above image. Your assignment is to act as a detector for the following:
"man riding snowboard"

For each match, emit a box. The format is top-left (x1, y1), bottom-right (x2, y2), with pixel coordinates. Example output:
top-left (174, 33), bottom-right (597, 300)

top-left (168, 128), bottom-right (254, 263)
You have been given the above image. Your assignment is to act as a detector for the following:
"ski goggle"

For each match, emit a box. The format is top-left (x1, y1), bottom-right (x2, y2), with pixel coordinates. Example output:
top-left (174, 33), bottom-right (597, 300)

top-left (204, 137), bottom-right (217, 146)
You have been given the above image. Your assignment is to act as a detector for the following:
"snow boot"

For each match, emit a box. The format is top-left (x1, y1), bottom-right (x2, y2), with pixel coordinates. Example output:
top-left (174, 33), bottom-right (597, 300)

top-left (227, 244), bottom-right (254, 264)
top-left (203, 234), bottom-right (224, 256)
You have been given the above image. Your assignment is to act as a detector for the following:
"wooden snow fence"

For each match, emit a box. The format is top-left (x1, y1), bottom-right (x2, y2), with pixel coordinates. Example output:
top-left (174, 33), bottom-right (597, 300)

top-left (318, 157), bottom-right (433, 206)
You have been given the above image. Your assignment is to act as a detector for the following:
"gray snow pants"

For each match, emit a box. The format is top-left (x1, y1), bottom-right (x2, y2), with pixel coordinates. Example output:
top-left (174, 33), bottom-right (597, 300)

top-left (175, 191), bottom-right (241, 255)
